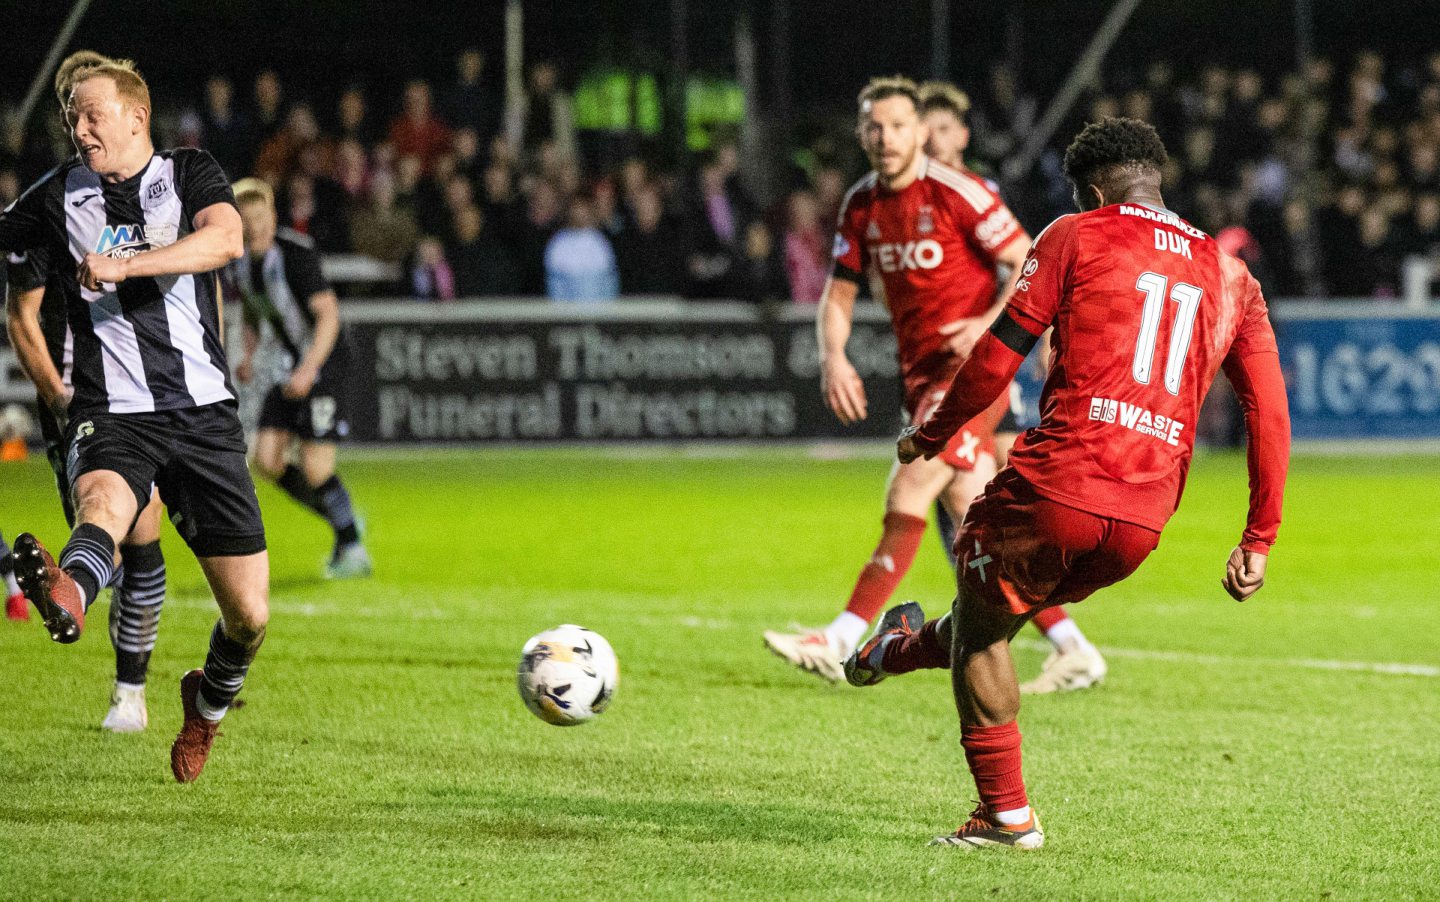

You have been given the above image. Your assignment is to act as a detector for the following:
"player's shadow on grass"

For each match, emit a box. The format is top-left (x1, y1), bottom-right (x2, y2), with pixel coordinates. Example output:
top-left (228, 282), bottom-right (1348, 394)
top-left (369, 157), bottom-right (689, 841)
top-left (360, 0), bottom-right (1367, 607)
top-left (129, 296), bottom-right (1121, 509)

top-left (267, 574), bottom-right (332, 593)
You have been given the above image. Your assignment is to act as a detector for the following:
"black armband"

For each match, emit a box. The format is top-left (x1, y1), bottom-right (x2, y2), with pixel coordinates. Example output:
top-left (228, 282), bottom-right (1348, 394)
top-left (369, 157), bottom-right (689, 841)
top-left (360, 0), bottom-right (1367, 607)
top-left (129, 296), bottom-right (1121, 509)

top-left (830, 261), bottom-right (863, 284)
top-left (990, 311), bottom-right (1040, 356)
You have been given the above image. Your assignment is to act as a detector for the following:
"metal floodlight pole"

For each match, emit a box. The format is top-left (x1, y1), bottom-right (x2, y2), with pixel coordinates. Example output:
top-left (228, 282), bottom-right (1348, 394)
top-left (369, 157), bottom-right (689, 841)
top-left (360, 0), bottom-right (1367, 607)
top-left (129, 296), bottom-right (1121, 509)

top-left (931, 0), bottom-right (952, 79)
top-left (16, 0), bottom-right (97, 134)
top-left (1295, 0), bottom-right (1315, 71)
top-left (1002, 0), bottom-right (1144, 182)
top-left (505, 0), bottom-right (524, 115)
top-left (669, 0), bottom-right (690, 168)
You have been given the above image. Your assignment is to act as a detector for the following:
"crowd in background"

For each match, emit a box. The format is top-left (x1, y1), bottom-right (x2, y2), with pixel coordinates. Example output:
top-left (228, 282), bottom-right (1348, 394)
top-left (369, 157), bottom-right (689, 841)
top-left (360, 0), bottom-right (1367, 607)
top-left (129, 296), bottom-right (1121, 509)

top-left (3, 47), bottom-right (1440, 302)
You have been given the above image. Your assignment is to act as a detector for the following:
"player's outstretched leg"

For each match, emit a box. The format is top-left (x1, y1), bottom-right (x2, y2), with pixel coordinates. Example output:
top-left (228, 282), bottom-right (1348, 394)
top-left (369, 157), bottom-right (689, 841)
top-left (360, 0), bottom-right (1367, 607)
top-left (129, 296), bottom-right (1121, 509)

top-left (1022, 606), bottom-right (1106, 695)
top-left (764, 511), bottom-right (927, 682)
top-left (931, 585), bottom-right (1043, 850)
top-left (103, 540), bottom-right (166, 733)
top-left (1, 531), bottom-right (29, 621)
top-left (172, 552), bottom-right (269, 783)
top-left (844, 601), bottom-right (925, 686)
top-left (12, 528), bottom-right (112, 643)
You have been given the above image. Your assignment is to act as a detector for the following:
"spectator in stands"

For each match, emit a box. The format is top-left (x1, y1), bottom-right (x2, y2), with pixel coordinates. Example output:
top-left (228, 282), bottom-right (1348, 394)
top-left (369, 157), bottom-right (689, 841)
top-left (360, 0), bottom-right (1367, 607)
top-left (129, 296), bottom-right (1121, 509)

top-left (336, 84), bottom-right (377, 146)
top-left (615, 183), bottom-right (684, 295)
top-left (351, 169), bottom-right (419, 264)
top-left (332, 138), bottom-right (370, 200)
top-left (454, 127), bottom-right (484, 182)
top-left (390, 80), bottom-right (452, 173)
top-left (254, 102), bottom-right (321, 185)
top-left (480, 160), bottom-right (522, 245)
top-left (736, 221), bottom-right (789, 304)
top-left (447, 205), bottom-right (522, 297)
top-left (446, 49), bottom-right (502, 143)
top-left (507, 61), bottom-right (577, 162)
top-left (545, 194), bottom-right (619, 301)
top-left (409, 237), bottom-right (456, 301)
top-left (251, 69), bottom-right (286, 147)
top-left (200, 75), bottom-right (253, 178)
top-left (1402, 193), bottom-right (1440, 256)
top-left (281, 171), bottom-right (350, 252)
top-left (782, 189), bottom-right (827, 303)
top-left (683, 149), bottom-right (752, 298)
top-left (517, 179), bottom-right (563, 294)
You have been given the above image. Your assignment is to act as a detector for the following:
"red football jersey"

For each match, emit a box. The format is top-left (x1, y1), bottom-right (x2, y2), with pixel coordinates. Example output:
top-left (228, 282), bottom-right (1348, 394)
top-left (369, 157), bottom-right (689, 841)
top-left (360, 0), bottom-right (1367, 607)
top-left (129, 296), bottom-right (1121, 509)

top-left (832, 158), bottom-right (1025, 386)
top-left (1001, 203), bottom-right (1280, 533)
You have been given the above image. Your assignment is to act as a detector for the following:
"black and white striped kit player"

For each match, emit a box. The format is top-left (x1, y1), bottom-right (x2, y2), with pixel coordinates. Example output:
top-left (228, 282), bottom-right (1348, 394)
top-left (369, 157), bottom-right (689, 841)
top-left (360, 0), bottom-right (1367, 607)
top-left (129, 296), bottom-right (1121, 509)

top-left (0, 148), bottom-right (265, 559)
top-left (231, 227), bottom-right (353, 440)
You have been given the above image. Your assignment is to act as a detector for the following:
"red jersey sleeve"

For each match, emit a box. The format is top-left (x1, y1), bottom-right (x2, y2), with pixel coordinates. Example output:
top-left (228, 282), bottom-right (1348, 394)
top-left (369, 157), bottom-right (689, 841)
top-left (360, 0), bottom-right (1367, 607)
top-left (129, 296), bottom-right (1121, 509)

top-left (942, 176), bottom-right (1025, 265)
top-left (1220, 280), bottom-right (1290, 553)
top-left (830, 184), bottom-right (868, 282)
top-left (1007, 214), bottom-right (1079, 333)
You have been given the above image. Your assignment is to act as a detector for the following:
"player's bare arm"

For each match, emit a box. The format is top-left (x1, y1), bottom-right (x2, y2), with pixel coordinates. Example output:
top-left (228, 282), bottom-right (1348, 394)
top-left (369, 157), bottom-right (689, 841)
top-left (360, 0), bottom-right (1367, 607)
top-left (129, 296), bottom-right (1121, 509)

top-left (4, 284), bottom-right (69, 418)
top-left (284, 289), bottom-right (341, 400)
top-left (236, 321), bottom-right (261, 385)
top-left (79, 202), bottom-right (243, 291)
top-left (938, 236), bottom-right (1032, 359)
top-left (817, 275), bottom-right (867, 424)
top-left (898, 308), bottom-right (1037, 463)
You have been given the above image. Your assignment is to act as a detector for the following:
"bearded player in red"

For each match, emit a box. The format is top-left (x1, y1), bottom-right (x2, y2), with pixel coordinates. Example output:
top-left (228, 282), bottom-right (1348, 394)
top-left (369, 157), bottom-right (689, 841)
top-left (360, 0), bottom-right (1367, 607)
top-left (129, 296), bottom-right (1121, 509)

top-left (765, 77), bottom-right (1101, 687)
top-left (847, 117), bottom-right (1290, 849)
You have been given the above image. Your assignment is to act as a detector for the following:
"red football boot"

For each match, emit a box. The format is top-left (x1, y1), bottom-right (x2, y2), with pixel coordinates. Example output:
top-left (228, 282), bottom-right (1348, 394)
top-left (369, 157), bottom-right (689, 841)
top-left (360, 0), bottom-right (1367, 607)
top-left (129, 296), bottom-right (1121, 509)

top-left (12, 534), bottom-right (83, 642)
top-left (5, 591), bottom-right (28, 621)
top-left (171, 669), bottom-right (220, 783)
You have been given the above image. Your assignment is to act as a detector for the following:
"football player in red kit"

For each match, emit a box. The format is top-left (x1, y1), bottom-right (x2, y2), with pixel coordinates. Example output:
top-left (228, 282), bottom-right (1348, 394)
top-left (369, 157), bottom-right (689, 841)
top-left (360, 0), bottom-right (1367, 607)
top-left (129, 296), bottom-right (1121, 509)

top-left (763, 76), bottom-right (1031, 682)
top-left (853, 117), bottom-right (1290, 849)
top-left (918, 79), bottom-right (1106, 693)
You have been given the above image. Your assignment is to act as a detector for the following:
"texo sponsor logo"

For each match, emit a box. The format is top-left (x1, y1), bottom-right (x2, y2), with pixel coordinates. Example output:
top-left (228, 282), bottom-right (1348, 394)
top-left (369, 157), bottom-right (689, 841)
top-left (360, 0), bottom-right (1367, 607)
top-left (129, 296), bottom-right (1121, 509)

top-left (868, 239), bottom-right (944, 273)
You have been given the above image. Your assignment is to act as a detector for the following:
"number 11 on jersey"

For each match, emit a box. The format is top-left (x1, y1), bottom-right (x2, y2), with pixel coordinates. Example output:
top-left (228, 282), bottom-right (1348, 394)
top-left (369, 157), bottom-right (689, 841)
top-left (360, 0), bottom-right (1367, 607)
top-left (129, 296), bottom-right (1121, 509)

top-left (1133, 272), bottom-right (1202, 395)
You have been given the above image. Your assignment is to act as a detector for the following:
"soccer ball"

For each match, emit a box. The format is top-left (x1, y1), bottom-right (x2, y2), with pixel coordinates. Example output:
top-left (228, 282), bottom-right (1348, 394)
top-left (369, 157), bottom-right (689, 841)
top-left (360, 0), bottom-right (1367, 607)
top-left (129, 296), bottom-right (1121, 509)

top-left (516, 625), bottom-right (619, 726)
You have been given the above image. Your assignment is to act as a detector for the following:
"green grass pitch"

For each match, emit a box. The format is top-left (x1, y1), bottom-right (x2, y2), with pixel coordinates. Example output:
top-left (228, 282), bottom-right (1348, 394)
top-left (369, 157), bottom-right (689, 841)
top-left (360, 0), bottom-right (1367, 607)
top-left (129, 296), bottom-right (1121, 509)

top-left (1, 447), bottom-right (1437, 899)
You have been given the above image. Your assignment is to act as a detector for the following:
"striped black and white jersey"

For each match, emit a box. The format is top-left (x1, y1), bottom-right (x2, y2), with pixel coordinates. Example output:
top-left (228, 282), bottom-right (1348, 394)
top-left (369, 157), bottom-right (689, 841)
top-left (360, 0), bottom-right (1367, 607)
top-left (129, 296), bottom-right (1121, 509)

top-left (229, 227), bottom-right (343, 369)
top-left (0, 149), bottom-right (237, 417)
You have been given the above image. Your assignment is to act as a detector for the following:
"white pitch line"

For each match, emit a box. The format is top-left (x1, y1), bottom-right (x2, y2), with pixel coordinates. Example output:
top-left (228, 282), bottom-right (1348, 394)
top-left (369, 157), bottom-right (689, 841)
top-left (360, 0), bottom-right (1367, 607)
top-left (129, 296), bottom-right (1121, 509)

top-left (1013, 638), bottom-right (1440, 678)
top-left (156, 597), bottom-right (1439, 678)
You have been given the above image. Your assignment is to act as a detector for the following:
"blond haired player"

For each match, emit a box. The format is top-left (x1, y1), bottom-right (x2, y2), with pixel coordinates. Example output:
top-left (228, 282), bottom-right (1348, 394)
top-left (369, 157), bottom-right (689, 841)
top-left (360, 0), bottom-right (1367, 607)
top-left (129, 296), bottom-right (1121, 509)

top-left (231, 178), bottom-right (370, 579)
top-left (2, 60), bottom-right (266, 782)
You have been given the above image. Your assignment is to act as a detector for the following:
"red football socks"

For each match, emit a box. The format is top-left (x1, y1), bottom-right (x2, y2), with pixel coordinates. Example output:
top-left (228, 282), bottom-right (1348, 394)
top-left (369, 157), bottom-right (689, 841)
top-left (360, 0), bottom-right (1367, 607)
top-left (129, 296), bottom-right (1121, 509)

top-left (961, 721), bottom-right (1029, 815)
top-left (843, 512), bottom-right (927, 623)
top-left (881, 616), bottom-right (950, 672)
top-left (1032, 605), bottom-right (1069, 632)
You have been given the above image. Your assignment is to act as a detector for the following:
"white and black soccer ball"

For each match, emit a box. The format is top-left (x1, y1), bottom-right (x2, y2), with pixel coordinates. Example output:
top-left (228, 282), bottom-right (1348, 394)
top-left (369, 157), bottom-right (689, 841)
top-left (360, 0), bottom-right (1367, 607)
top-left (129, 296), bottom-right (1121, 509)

top-left (516, 625), bottom-right (618, 726)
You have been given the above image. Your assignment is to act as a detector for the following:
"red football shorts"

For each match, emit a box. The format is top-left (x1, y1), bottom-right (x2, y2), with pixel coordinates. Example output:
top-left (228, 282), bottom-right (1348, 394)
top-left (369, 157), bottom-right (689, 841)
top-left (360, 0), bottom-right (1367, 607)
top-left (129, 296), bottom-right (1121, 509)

top-left (955, 468), bottom-right (1161, 615)
top-left (906, 380), bottom-right (1009, 473)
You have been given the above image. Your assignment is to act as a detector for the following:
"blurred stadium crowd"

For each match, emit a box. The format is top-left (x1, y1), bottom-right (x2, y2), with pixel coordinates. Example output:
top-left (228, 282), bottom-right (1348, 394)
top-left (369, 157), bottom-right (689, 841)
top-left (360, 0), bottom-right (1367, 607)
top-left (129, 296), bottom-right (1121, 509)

top-left (3, 47), bottom-right (1439, 302)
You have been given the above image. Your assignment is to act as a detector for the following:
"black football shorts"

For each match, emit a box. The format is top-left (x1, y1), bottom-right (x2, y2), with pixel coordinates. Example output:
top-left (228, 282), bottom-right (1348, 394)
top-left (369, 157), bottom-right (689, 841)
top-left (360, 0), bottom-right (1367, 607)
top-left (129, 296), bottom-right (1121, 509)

top-left (257, 359), bottom-right (351, 442)
top-left (65, 400), bottom-right (266, 556)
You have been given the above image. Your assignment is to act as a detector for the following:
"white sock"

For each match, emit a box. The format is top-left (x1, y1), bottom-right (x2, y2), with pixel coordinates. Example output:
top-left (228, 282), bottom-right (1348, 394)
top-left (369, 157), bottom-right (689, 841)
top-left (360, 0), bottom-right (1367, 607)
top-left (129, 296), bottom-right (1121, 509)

top-left (114, 681), bottom-right (145, 693)
top-left (194, 687), bottom-right (227, 722)
top-left (4, 571), bottom-right (19, 596)
top-left (995, 805), bottom-right (1032, 826)
top-left (824, 611), bottom-right (869, 658)
top-left (1044, 617), bottom-right (1087, 652)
